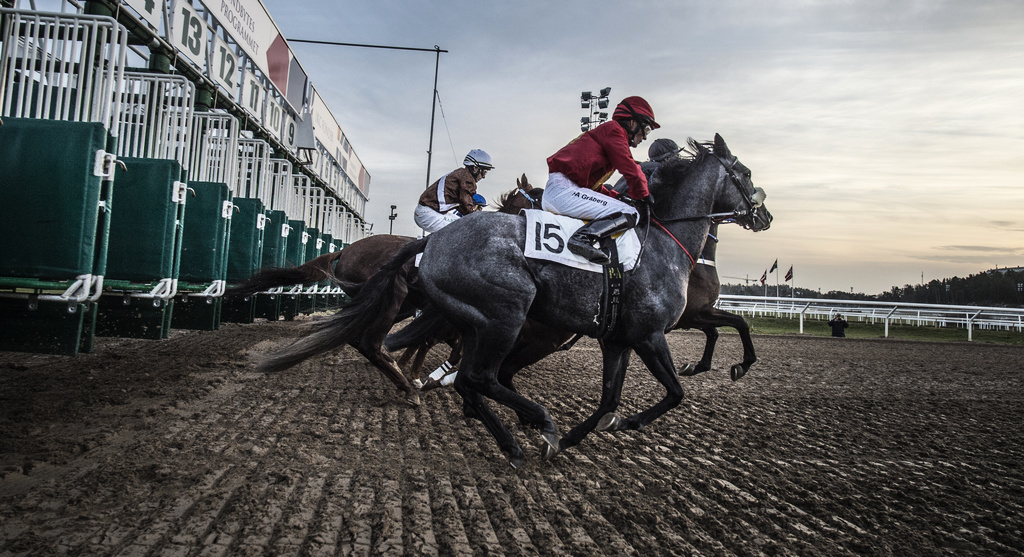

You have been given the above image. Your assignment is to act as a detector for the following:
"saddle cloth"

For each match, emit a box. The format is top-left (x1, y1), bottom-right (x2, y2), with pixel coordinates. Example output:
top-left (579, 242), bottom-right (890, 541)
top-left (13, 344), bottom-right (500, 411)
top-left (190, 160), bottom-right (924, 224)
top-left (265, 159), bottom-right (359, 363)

top-left (523, 209), bottom-right (640, 273)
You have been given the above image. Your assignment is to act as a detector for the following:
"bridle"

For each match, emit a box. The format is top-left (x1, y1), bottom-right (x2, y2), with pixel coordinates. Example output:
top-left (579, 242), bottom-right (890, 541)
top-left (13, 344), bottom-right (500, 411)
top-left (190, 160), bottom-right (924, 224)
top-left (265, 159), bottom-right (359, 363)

top-left (518, 188), bottom-right (539, 209)
top-left (635, 153), bottom-right (765, 270)
top-left (648, 153), bottom-right (765, 229)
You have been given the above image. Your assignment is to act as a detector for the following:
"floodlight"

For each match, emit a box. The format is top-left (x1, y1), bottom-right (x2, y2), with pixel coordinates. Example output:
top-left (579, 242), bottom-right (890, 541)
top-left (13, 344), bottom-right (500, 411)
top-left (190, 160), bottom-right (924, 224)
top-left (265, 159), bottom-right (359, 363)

top-left (600, 87), bottom-right (612, 97)
top-left (598, 98), bottom-right (609, 109)
top-left (581, 91), bottom-right (592, 100)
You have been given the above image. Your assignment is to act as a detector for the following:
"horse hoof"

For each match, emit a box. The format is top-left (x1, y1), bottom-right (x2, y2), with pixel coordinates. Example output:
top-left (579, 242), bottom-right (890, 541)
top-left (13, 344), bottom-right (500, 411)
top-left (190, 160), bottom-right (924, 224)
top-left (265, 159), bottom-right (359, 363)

top-left (411, 378), bottom-right (423, 390)
top-left (730, 364), bottom-right (748, 382)
top-left (679, 364), bottom-right (697, 376)
top-left (509, 456), bottom-right (525, 470)
top-left (405, 392), bottom-right (421, 406)
top-left (421, 378), bottom-right (442, 392)
top-left (540, 431), bottom-right (561, 461)
top-left (596, 413), bottom-right (625, 432)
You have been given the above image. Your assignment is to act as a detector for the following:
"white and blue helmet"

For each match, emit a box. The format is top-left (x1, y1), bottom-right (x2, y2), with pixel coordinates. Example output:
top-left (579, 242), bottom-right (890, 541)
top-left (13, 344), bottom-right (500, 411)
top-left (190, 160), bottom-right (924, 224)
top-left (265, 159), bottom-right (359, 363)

top-left (464, 149), bottom-right (494, 170)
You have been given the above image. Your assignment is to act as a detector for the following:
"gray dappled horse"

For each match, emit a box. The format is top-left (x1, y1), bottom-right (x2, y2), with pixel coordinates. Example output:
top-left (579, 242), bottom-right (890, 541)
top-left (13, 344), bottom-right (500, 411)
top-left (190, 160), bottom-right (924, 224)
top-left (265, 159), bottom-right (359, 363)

top-left (262, 134), bottom-right (769, 467)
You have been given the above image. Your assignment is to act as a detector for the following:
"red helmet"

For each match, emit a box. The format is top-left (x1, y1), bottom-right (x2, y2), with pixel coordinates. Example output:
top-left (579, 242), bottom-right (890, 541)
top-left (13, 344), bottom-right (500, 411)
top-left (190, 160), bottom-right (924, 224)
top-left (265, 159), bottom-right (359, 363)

top-left (612, 96), bottom-right (660, 129)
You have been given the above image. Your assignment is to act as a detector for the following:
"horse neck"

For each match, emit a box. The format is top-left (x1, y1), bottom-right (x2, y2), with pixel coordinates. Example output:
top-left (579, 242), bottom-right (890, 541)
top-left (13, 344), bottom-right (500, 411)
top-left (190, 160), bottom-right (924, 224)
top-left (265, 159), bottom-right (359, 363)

top-left (650, 163), bottom-right (720, 266)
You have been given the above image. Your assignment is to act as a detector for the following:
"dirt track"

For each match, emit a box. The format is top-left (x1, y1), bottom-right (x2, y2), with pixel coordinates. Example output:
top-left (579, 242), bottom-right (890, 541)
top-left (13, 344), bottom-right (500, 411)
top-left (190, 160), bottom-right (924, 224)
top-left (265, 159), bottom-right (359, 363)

top-left (1, 317), bottom-right (1023, 556)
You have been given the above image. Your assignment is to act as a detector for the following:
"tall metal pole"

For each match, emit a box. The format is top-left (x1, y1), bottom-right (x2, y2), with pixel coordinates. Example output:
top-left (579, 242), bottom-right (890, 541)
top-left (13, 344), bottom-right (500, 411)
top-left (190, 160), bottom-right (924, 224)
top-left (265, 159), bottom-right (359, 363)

top-left (286, 39), bottom-right (448, 191)
top-left (426, 46), bottom-right (441, 188)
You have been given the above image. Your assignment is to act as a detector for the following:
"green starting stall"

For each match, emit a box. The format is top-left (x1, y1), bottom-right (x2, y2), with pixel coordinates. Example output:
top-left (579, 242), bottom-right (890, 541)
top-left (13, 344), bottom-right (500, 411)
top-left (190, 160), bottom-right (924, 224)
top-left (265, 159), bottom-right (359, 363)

top-left (1, 3), bottom-right (372, 355)
top-left (0, 9), bottom-right (127, 355)
top-left (252, 158), bottom-right (298, 321)
top-left (221, 138), bottom-right (272, 324)
top-left (94, 71), bottom-right (194, 339)
top-left (172, 111), bottom-right (238, 330)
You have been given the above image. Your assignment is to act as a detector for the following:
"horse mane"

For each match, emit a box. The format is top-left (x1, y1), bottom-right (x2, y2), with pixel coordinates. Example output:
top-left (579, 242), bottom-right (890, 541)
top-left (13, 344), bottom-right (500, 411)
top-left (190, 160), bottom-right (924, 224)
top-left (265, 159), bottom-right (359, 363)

top-left (496, 187), bottom-right (543, 212)
top-left (653, 138), bottom-right (713, 186)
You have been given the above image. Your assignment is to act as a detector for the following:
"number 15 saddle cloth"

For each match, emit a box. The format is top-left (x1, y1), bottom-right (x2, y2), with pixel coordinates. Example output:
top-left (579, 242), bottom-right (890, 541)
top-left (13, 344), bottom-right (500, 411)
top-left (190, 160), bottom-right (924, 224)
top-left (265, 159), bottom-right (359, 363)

top-left (523, 209), bottom-right (640, 273)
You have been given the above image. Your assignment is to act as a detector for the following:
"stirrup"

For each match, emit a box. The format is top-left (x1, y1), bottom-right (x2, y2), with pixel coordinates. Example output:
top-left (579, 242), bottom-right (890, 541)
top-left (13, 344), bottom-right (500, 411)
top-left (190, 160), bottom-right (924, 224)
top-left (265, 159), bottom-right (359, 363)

top-left (568, 239), bottom-right (610, 264)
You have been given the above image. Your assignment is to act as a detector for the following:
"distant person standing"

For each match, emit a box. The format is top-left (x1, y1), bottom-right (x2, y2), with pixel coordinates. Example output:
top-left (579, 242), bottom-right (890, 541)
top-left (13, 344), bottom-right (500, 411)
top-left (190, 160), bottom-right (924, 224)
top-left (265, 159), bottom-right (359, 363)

top-left (828, 313), bottom-right (849, 337)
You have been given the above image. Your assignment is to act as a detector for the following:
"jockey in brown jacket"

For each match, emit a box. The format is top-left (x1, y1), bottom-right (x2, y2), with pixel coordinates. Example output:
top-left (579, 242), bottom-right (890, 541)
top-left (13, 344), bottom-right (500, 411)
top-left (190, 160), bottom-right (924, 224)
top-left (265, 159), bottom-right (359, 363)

top-left (414, 149), bottom-right (494, 234)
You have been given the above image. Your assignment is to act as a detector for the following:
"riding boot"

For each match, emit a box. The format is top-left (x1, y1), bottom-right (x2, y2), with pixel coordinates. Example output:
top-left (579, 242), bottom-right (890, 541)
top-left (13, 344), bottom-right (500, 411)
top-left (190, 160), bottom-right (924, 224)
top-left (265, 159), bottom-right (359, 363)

top-left (567, 212), bottom-right (637, 265)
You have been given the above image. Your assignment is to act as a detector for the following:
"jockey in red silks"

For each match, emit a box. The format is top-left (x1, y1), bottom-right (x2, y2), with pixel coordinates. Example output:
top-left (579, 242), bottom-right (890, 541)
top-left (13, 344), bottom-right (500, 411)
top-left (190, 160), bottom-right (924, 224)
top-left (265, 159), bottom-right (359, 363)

top-left (543, 96), bottom-right (659, 264)
top-left (414, 149), bottom-right (494, 235)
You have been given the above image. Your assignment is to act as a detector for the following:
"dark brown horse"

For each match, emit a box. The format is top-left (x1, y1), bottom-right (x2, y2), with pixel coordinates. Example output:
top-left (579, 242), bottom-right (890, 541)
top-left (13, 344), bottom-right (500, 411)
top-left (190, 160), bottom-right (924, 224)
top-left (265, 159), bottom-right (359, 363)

top-left (226, 175), bottom-right (542, 405)
top-left (675, 223), bottom-right (758, 380)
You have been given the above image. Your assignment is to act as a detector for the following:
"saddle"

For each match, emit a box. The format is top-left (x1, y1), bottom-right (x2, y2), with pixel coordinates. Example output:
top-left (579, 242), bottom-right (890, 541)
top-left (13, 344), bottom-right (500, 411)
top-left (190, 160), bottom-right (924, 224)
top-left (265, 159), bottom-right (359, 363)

top-left (522, 210), bottom-right (629, 337)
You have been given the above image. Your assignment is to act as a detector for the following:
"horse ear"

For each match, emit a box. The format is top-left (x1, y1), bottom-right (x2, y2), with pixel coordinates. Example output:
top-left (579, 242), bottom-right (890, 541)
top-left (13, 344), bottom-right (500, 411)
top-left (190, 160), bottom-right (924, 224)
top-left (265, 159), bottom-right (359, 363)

top-left (520, 173), bottom-right (531, 190)
top-left (713, 133), bottom-right (729, 157)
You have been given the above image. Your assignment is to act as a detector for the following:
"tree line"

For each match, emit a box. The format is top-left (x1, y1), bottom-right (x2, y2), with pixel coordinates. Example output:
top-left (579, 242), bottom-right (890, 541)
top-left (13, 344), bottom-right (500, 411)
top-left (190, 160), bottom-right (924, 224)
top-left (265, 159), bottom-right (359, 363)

top-left (721, 269), bottom-right (1024, 308)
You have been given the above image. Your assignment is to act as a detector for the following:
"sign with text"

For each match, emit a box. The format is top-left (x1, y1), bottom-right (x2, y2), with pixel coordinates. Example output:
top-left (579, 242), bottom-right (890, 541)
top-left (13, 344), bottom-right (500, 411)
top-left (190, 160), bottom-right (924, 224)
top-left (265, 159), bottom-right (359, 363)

top-left (242, 70), bottom-right (266, 124)
top-left (170, 0), bottom-right (208, 70)
top-left (211, 34), bottom-right (240, 95)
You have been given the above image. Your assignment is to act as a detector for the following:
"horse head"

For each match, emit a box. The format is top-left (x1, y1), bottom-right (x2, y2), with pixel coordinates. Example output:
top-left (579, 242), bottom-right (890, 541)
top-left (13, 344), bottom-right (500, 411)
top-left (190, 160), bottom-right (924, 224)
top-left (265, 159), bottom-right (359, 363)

top-left (650, 134), bottom-right (771, 232)
top-left (497, 173), bottom-right (543, 214)
top-left (710, 134), bottom-right (771, 231)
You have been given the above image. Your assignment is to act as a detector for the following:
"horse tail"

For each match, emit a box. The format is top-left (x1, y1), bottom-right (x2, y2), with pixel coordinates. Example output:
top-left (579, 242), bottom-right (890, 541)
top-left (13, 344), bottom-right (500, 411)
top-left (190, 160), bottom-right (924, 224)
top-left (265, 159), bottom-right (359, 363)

top-left (225, 251), bottom-right (343, 298)
top-left (384, 301), bottom-right (448, 352)
top-left (258, 237), bottom-right (429, 373)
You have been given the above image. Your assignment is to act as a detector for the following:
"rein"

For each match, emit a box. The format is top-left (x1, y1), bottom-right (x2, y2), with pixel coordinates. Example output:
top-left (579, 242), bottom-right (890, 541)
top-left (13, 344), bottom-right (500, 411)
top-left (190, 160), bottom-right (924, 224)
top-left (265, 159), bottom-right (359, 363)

top-left (650, 216), bottom-right (696, 269)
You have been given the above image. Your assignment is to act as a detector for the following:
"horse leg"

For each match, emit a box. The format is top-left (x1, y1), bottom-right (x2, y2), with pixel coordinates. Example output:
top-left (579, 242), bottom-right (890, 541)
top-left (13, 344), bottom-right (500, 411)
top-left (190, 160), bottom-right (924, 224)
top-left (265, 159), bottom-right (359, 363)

top-left (595, 332), bottom-right (684, 433)
top-left (497, 324), bottom-right (574, 427)
top-left (455, 326), bottom-right (560, 468)
top-left (712, 308), bottom-right (757, 380)
top-left (680, 324), bottom-right (718, 376)
top-left (421, 327), bottom-right (463, 392)
top-left (556, 340), bottom-right (633, 455)
top-left (408, 343), bottom-right (432, 387)
top-left (692, 308), bottom-right (757, 381)
top-left (395, 345), bottom-right (417, 371)
top-left (352, 280), bottom-right (420, 405)
top-left (352, 341), bottom-right (420, 406)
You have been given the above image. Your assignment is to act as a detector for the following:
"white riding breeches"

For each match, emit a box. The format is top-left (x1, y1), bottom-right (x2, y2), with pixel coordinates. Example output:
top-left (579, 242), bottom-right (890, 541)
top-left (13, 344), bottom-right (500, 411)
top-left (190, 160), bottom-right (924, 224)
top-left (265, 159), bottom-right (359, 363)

top-left (414, 204), bottom-right (460, 234)
top-left (541, 172), bottom-right (638, 221)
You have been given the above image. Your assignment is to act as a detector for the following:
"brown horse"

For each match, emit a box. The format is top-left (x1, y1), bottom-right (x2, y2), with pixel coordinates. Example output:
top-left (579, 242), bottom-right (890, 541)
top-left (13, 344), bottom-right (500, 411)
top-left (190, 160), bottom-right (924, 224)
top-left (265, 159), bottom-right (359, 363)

top-left (226, 174), bottom-right (542, 405)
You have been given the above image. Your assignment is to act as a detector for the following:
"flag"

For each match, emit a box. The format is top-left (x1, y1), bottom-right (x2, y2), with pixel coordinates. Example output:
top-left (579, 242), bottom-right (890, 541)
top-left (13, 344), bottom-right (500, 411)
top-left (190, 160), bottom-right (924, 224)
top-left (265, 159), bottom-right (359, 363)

top-left (760, 270), bottom-right (767, 285)
top-left (785, 265), bottom-right (793, 282)
top-left (769, 259), bottom-right (778, 273)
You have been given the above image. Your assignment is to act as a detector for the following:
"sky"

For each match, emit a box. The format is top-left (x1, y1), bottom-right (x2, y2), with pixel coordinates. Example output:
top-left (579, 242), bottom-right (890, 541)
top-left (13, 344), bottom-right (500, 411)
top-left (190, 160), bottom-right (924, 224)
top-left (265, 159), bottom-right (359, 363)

top-left (260, 0), bottom-right (1024, 295)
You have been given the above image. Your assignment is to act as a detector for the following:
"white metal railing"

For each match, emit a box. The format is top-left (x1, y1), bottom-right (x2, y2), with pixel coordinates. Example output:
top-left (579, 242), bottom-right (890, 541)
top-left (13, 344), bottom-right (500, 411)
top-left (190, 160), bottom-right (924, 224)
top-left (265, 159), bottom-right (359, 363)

top-left (115, 71), bottom-right (193, 165)
top-left (717, 295), bottom-right (1024, 341)
top-left (0, 9), bottom-right (127, 130)
top-left (188, 110), bottom-right (238, 186)
top-left (236, 138), bottom-right (271, 202)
